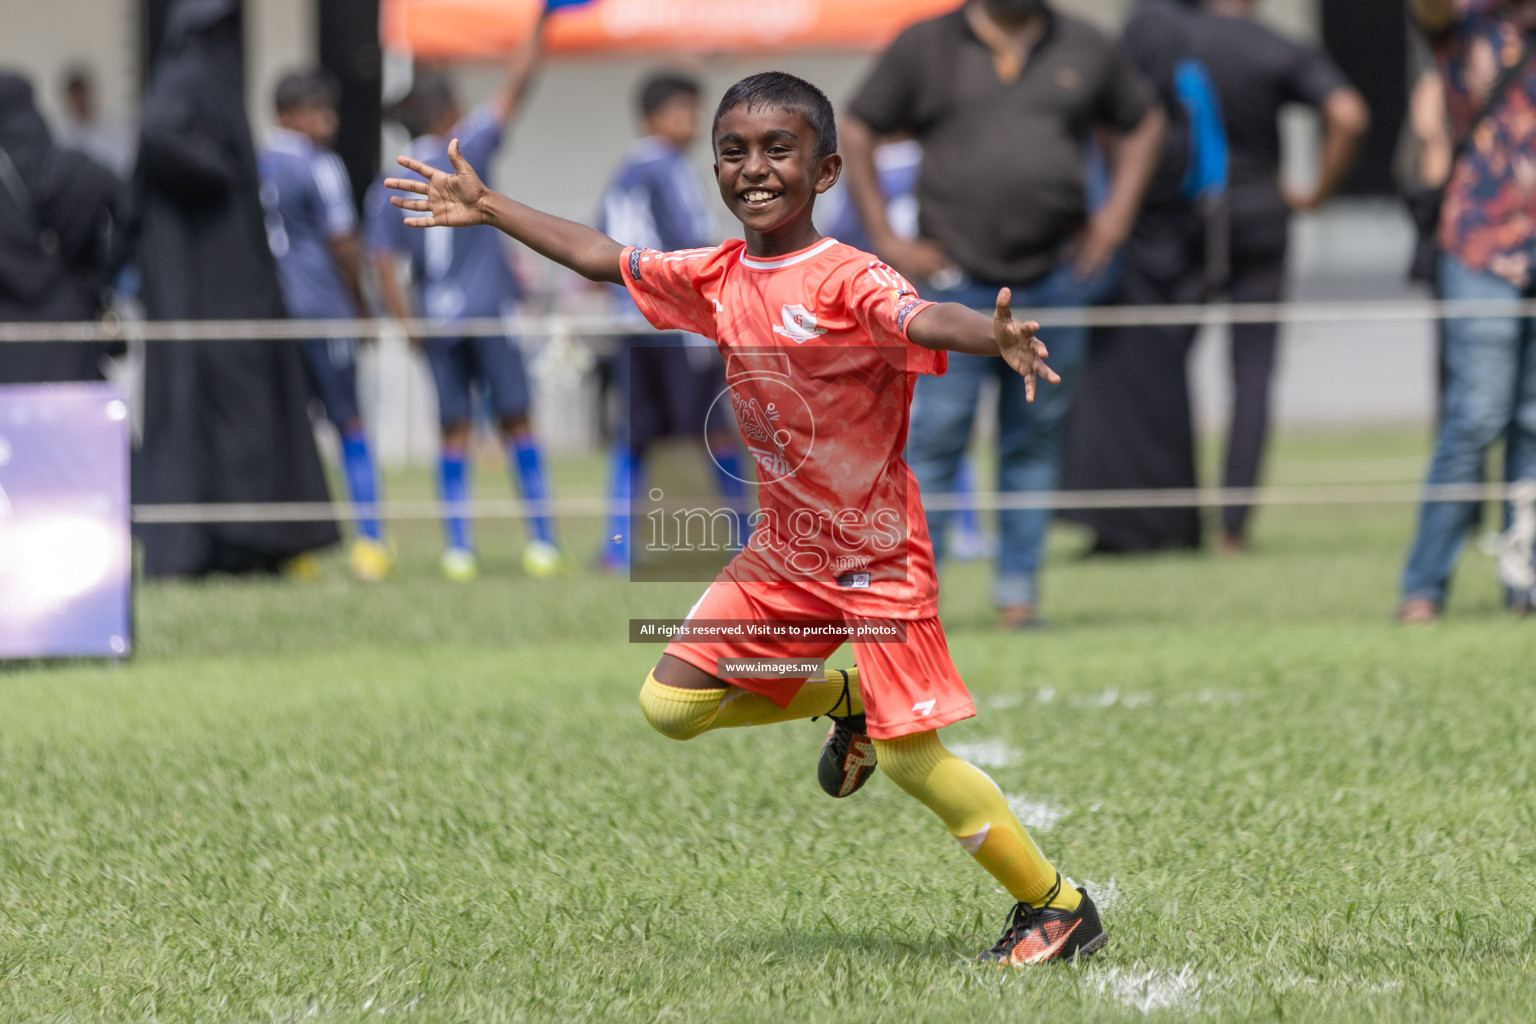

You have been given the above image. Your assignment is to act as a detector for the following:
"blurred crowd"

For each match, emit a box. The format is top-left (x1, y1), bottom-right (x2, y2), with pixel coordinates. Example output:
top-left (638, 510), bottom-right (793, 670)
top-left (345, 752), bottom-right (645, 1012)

top-left (1, 0), bottom-right (1533, 622)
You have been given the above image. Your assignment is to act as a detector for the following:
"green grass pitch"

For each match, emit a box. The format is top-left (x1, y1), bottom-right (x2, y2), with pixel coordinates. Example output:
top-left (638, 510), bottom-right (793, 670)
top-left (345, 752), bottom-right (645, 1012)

top-left (3, 429), bottom-right (1536, 1022)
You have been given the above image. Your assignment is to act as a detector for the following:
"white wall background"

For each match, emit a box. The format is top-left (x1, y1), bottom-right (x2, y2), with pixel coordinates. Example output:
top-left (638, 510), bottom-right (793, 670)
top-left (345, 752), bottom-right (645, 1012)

top-left (0, 0), bottom-right (139, 134)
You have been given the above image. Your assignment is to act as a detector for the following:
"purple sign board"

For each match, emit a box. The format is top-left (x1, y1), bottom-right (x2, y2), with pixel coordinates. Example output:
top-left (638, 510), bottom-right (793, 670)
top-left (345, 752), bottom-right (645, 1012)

top-left (0, 383), bottom-right (131, 660)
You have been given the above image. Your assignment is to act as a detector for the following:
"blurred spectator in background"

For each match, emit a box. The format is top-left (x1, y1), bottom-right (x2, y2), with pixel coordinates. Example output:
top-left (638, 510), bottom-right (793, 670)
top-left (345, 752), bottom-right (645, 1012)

top-left (1400, 0), bottom-right (1536, 622)
top-left (844, 0), bottom-right (1165, 628)
top-left (1191, 0), bottom-right (1368, 553)
top-left (132, 0), bottom-right (338, 577)
top-left (594, 71), bottom-right (749, 573)
top-left (368, 12), bottom-right (561, 583)
top-left (54, 64), bottom-right (135, 179)
top-left (823, 137), bottom-right (991, 562)
top-left (259, 70), bottom-right (391, 582)
top-left (1406, 68), bottom-right (1453, 414)
top-left (823, 135), bottom-right (920, 254)
top-left (1061, 0), bottom-right (1225, 553)
top-left (0, 70), bottom-right (128, 385)
top-left (1409, 70), bottom-right (1453, 191)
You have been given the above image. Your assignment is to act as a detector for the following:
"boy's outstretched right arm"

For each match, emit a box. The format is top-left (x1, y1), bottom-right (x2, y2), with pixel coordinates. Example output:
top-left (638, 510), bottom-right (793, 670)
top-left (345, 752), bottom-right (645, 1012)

top-left (385, 140), bottom-right (625, 285)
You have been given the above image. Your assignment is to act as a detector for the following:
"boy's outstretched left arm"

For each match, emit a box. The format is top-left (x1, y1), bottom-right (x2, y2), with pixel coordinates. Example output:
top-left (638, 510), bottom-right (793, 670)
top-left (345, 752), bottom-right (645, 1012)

top-left (386, 140), bottom-right (625, 284)
top-left (907, 290), bottom-right (1061, 402)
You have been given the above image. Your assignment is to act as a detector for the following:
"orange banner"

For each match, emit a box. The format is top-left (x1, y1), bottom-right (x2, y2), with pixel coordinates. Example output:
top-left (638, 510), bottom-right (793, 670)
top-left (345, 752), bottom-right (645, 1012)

top-left (382, 0), bottom-right (959, 58)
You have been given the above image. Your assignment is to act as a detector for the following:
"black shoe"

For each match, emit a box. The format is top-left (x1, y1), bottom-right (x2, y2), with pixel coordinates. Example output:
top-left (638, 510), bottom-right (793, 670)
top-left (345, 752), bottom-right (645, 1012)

top-left (977, 877), bottom-right (1107, 965)
top-left (817, 712), bottom-right (878, 797)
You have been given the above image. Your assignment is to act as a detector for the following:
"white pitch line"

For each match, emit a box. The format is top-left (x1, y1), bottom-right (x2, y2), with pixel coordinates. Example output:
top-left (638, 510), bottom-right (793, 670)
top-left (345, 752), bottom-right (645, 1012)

top-left (1093, 964), bottom-right (1203, 1015)
top-left (1005, 794), bottom-right (1067, 831)
top-left (949, 739), bottom-right (1021, 768)
top-left (1079, 877), bottom-right (1121, 909)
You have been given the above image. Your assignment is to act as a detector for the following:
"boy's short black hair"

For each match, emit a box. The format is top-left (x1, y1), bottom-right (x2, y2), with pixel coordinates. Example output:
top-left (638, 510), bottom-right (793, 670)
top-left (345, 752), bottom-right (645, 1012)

top-left (275, 69), bottom-right (340, 113)
top-left (712, 71), bottom-right (838, 161)
top-left (390, 71), bottom-right (456, 139)
top-left (638, 72), bottom-right (701, 118)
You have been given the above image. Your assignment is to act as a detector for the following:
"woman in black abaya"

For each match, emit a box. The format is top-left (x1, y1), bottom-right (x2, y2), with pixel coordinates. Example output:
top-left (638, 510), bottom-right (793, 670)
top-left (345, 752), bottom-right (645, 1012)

top-left (1060, 0), bottom-right (1205, 554)
top-left (132, 0), bottom-right (338, 576)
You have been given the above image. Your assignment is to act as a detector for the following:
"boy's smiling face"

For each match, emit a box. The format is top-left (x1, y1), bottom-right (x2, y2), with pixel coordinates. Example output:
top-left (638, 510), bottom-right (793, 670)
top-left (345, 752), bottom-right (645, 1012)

top-left (713, 104), bottom-right (841, 255)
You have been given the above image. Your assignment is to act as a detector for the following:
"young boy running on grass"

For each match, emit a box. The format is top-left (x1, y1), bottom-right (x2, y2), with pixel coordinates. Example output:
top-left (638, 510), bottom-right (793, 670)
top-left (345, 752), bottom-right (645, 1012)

top-left (386, 71), bottom-right (1106, 965)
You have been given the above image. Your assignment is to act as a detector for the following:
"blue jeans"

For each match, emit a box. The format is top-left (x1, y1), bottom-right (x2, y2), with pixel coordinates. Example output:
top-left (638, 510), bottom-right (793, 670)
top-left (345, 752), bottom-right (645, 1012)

top-left (1400, 253), bottom-right (1536, 605)
top-left (907, 260), bottom-right (1118, 608)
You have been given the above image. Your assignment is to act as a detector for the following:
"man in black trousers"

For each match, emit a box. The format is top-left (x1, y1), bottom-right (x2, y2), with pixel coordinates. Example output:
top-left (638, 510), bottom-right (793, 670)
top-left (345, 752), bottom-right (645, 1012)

top-left (1066, 0), bottom-right (1368, 554)
top-left (1197, 0), bottom-right (1368, 551)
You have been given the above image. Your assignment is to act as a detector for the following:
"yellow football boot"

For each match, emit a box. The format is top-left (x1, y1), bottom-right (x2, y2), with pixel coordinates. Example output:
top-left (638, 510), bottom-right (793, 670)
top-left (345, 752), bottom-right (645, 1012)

top-left (349, 537), bottom-right (393, 582)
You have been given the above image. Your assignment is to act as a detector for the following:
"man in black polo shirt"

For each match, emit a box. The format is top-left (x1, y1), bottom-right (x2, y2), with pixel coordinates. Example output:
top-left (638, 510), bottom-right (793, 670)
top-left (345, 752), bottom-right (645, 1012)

top-left (844, 0), bottom-right (1165, 628)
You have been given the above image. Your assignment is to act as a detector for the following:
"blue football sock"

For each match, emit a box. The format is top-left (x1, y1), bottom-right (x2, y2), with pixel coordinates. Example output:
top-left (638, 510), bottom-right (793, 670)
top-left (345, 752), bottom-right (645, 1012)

top-left (341, 428), bottom-right (382, 542)
top-left (605, 445), bottom-right (639, 563)
top-left (510, 433), bottom-right (556, 545)
top-left (438, 447), bottom-right (471, 552)
top-left (954, 457), bottom-right (981, 537)
top-left (710, 446), bottom-right (752, 549)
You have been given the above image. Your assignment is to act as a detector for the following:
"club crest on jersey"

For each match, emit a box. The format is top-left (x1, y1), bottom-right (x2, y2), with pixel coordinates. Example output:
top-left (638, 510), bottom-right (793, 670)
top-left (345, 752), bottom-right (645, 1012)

top-left (773, 304), bottom-right (826, 343)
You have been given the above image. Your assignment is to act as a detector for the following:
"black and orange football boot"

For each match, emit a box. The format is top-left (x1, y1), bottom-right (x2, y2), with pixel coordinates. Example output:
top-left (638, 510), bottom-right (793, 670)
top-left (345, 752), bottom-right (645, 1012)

top-left (977, 876), bottom-right (1107, 966)
top-left (816, 669), bottom-right (877, 798)
top-left (817, 712), bottom-right (878, 797)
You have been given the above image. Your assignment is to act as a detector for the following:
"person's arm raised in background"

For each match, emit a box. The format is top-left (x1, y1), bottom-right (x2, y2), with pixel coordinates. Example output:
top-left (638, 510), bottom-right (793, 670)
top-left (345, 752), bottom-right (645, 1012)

top-left (487, 6), bottom-right (553, 127)
top-left (371, 5), bottom-right (557, 339)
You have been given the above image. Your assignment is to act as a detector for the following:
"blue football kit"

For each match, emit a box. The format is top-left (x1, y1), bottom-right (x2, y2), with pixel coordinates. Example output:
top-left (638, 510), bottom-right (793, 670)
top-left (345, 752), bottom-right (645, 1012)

top-left (260, 127), bottom-right (363, 423)
top-left (365, 105), bottom-right (532, 429)
top-left (366, 104), bottom-right (555, 557)
top-left (259, 127), bottom-right (383, 544)
top-left (594, 136), bottom-right (746, 568)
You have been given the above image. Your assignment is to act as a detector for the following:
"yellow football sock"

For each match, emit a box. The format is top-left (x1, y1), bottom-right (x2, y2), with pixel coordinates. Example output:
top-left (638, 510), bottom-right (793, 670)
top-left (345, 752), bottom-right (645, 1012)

top-left (639, 673), bottom-right (729, 740)
top-left (639, 668), bottom-right (862, 741)
top-left (873, 730), bottom-right (1079, 911)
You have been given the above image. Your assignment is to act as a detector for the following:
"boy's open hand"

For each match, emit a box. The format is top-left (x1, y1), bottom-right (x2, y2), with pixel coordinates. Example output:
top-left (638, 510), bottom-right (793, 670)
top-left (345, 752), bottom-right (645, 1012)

top-left (993, 288), bottom-right (1059, 403)
top-left (385, 139), bottom-right (488, 229)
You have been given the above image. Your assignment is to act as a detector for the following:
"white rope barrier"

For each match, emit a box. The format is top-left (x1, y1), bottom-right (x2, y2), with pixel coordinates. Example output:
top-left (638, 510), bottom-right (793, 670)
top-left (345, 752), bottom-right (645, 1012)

top-left (5, 295), bottom-right (1536, 345)
top-left (128, 482), bottom-right (1529, 524)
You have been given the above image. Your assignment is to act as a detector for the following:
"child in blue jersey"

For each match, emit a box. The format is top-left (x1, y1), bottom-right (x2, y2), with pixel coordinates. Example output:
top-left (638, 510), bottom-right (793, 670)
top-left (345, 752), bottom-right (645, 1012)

top-left (367, 15), bottom-right (560, 581)
top-left (259, 70), bottom-right (391, 582)
top-left (595, 72), bottom-right (748, 573)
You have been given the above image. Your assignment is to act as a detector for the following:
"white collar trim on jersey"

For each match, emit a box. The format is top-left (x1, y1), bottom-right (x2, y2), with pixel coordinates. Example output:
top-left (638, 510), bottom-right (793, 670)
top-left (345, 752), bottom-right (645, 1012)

top-left (738, 237), bottom-right (839, 271)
